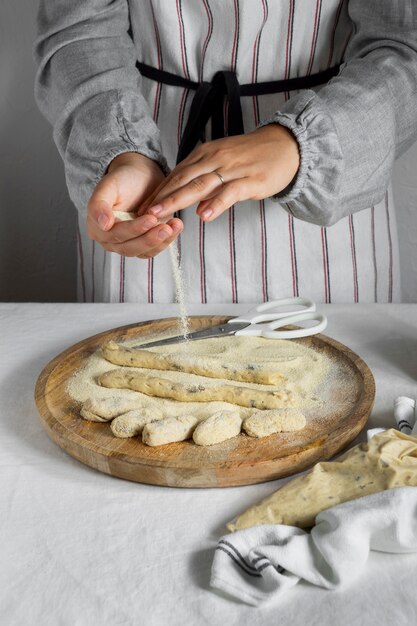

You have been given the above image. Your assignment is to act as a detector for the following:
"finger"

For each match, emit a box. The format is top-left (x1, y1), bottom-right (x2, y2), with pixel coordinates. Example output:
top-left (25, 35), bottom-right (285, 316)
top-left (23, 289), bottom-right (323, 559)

top-left (86, 213), bottom-right (159, 244)
top-left (137, 162), bottom-right (196, 214)
top-left (104, 219), bottom-right (183, 258)
top-left (136, 218), bottom-right (184, 258)
top-left (137, 146), bottom-right (212, 214)
top-left (145, 171), bottom-right (231, 219)
top-left (195, 179), bottom-right (251, 221)
top-left (87, 176), bottom-right (119, 232)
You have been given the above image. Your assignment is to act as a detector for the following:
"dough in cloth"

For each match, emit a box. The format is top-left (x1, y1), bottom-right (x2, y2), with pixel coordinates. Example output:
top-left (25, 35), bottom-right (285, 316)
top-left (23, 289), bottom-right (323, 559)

top-left (227, 429), bottom-right (417, 530)
top-left (102, 341), bottom-right (286, 385)
top-left (98, 369), bottom-right (295, 410)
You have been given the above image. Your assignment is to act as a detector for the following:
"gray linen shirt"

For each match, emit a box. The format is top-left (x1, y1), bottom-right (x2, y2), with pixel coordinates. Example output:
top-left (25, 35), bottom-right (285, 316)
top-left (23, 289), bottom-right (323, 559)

top-left (34, 1), bottom-right (417, 226)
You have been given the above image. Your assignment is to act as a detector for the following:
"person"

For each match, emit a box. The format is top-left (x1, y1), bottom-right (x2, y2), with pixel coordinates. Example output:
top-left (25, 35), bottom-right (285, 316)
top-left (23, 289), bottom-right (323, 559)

top-left (34, 1), bottom-right (417, 304)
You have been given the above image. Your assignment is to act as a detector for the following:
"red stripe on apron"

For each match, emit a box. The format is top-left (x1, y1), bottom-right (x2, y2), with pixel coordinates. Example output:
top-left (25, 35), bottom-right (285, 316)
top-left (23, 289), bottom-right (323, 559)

top-left (76, 222), bottom-right (86, 302)
top-left (251, 0), bottom-right (269, 302)
top-left (385, 191), bottom-right (393, 303)
top-left (348, 215), bottom-right (359, 302)
top-left (371, 206), bottom-right (378, 302)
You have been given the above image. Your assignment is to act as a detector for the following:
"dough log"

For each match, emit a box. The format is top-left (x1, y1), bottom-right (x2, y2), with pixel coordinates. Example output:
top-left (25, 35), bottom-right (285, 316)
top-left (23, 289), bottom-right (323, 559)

top-left (98, 369), bottom-right (296, 410)
top-left (102, 341), bottom-right (286, 386)
top-left (243, 409), bottom-right (306, 437)
top-left (110, 408), bottom-right (164, 438)
top-left (80, 396), bottom-right (145, 422)
top-left (142, 415), bottom-right (198, 446)
top-left (193, 411), bottom-right (242, 446)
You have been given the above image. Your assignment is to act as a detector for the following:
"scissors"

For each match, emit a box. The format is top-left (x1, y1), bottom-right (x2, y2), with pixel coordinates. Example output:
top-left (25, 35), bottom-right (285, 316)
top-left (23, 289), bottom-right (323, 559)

top-left (136, 297), bottom-right (327, 348)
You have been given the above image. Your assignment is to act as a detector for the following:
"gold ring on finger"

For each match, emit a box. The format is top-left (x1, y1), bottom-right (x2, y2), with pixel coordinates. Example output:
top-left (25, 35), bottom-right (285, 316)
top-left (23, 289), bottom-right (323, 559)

top-left (213, 170), bottom-right (225, 186)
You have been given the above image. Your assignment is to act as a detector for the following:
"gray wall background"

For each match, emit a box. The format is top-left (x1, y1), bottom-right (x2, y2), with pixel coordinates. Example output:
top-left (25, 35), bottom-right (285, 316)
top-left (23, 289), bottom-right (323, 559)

top-left (1, 2), bottom-right (417, 303)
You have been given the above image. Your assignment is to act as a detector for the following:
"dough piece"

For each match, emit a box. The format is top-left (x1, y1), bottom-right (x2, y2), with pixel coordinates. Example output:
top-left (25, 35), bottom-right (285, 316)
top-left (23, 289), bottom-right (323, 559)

top-left (243, 409), bottom-right (306, 437)
top-left (98, 369), bottom-right (296, 410)
top-left (110, 408), bottom-right (164, 438)
top-left (142, 415), bottom-right (198, 446)
top-left (193, 411), bottom-right (242, 446)
top-left (80, 396), bottom-right (144, 422)
top-left (227, 429), bottom-right (417, 531)
top-left (102, 341), bottom-right (286, 386)
top-left (113, 210), bottom-right (137, 221)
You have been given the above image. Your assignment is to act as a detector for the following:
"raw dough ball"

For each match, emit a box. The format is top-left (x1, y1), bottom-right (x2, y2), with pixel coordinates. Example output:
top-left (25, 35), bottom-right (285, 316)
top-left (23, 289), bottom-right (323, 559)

top-left (142, 415), bottom-right (198, 446)
top-left (243, 409), bottom-right (306, 437)
top-left (80, 396), bottom-right (144, 422)
top-left (110, 408), bottom-right (164, 438)
top-left (193, 411), bottom-right (242, 446)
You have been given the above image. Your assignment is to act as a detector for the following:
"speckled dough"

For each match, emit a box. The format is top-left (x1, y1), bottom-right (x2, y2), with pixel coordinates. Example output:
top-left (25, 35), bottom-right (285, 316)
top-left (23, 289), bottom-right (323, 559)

top-left (110, 408), bottom-right (164, 438)
top-left (142, 415), bottom-right (199, 446)
top-left (80, 396), bottom-right (144, 422)
top-left (102, 341), bottom-right (286, 386)
top-left (193, 411), bottom-right (242, 446)
top-left (243, 409), bottom-right (306, 437)
top-left (98, 369), bottom-right (296, 410)
top-left (227, 429), bottom-right (417, 531)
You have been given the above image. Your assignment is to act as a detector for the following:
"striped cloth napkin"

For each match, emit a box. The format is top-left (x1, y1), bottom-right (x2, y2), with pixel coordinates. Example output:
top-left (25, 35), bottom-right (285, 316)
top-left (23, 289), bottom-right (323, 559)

top-left (210, 487), bottom-right (417, 606)
top-left (211, 404), bottom-right (417, 605)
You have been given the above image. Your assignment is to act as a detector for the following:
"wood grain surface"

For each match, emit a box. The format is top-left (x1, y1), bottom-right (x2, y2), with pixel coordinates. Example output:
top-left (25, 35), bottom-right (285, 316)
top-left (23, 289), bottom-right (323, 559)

top-left (34, 316), bottom-right (375, 488)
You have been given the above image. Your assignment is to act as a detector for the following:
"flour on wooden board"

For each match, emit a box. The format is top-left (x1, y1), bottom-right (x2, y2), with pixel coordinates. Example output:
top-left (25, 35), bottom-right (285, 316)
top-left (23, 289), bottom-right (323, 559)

top-left (67, 334), bottom-right (355, 430)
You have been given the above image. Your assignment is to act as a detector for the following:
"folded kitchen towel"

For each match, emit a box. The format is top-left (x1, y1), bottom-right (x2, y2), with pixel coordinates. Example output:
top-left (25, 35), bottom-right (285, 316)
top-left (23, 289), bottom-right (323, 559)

top-left (210, 487), bottom-right (417, 606)
top-left (394, 396), bottom-right (417, 435)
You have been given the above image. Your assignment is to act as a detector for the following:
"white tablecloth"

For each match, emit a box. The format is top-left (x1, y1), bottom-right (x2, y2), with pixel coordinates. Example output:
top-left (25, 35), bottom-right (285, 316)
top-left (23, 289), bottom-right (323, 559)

top-left (1, 303), bottom-right (417, 626)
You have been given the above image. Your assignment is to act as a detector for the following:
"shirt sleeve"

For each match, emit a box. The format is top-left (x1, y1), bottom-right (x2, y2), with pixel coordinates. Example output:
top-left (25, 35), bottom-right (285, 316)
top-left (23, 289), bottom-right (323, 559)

top-left (259, 0), bottom-right (417, 227)
top-left (34, 0), bottom-right (169, 215)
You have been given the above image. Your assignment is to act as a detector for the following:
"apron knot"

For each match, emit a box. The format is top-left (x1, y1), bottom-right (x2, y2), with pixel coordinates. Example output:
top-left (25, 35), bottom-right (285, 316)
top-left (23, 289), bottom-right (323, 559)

top-left (177, 70), bottom-right (244, 164)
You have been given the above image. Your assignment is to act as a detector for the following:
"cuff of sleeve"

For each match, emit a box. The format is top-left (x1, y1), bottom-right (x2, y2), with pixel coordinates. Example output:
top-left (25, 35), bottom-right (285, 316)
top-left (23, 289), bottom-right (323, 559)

top-left (257, 90), bottom-right (344, 226)
top-left (60, 89), bottom-right (170, 215)
top-left (96, 143), bottom-right (170, 185)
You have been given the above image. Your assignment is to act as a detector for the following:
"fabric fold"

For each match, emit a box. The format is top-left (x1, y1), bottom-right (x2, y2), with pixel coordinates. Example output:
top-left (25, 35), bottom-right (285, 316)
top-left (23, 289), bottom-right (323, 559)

top-left (211, 488), bottom-right (417, 606)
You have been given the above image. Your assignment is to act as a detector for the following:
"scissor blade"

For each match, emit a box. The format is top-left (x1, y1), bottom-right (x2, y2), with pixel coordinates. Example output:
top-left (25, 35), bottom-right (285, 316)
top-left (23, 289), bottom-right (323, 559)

top-left (133, 322), bottom-right (250, 349)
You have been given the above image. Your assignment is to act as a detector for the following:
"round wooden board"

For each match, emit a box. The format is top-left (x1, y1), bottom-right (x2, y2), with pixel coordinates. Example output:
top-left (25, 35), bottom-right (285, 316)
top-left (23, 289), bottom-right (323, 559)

top-left (35, 316), bottom-right (375, 488)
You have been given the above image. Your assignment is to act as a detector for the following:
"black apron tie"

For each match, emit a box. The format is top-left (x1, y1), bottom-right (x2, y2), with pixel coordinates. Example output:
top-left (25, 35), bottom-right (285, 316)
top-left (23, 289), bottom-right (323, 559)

top-left (178, 70), bottom-right (244, 164)
top-left (136, 62), bottom-right (340, 164)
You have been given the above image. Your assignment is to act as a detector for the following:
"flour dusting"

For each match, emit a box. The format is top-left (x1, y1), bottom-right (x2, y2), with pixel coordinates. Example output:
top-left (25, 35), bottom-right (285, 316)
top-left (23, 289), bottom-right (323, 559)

top-left (169, 242), bottom-right (190, 340)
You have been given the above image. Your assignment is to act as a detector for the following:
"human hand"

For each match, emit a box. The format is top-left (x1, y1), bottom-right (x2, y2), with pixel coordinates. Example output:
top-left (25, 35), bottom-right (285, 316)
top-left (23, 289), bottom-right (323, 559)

top-left (87, 152), bottom-right (183, 258)
top-left (139, 124), bottom-right (300, 222)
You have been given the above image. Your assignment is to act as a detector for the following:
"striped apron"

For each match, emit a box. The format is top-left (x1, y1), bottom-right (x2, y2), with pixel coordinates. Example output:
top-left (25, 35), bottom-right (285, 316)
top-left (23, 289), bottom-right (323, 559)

top-left (77, 0), bottom-right (400, 304)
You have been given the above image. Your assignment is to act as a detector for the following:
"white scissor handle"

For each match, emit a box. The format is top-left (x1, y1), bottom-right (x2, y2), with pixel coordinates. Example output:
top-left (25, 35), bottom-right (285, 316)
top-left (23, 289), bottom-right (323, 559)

top-left (229, 297), bottom-right (316, 324)
top-left (234, 312), bottom-right (327, 339)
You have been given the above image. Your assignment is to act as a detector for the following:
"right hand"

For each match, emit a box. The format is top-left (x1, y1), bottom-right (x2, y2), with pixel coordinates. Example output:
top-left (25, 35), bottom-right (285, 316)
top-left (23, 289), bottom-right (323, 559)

top-left (87, 152), bottom-right (183, 258)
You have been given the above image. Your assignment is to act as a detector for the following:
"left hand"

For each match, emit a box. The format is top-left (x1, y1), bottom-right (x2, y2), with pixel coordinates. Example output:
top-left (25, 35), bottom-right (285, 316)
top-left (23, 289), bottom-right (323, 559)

top-left (139, 124), bottom-right (300, 222)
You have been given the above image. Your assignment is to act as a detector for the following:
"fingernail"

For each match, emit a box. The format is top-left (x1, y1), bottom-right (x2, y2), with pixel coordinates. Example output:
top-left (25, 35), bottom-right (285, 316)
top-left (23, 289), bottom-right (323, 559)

top-left (143, 219), bottom-right (156, 230)
top-left (149, 204), bottom-right (162, 215)
top-left (201, 209), bottom-right (213, 219)
top-left (171, 221), bottom-right (182, 232)
top-left (98, 214), bottom-right (110, 230)
top-left (158, 228), bottom-right (171, 240)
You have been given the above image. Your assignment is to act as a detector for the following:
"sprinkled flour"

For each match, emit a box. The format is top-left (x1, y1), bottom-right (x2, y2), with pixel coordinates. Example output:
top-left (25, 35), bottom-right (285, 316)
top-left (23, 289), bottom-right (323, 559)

top-left (112, 210), bottom-right (190, 340)
top-left (67, 334), bottom-right (336, 424)
top-left (168, 242), bottom-right (190, 340)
